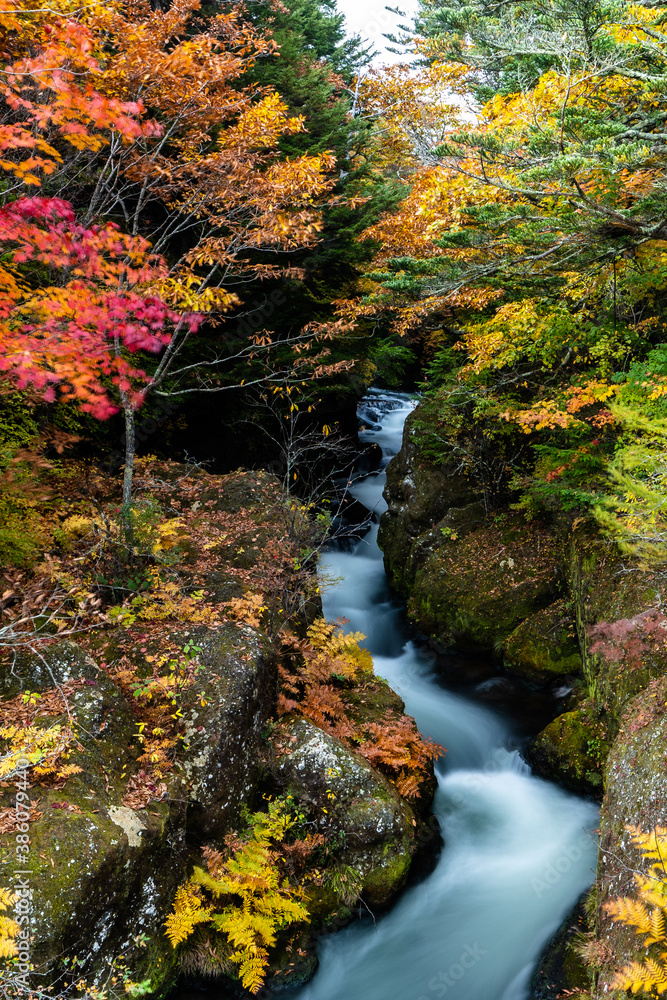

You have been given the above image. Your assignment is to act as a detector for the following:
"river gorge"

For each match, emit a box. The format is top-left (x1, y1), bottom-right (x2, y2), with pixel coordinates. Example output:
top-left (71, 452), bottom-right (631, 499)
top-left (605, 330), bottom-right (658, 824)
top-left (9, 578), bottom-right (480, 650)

top-left (290, 390), bottom-right (599, 1000)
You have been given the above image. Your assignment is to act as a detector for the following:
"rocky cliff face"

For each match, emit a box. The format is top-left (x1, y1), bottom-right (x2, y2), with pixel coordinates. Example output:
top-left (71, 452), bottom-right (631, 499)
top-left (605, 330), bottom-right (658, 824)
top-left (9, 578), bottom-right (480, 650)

top-left (377, 400), bottom-right (667, 998)
top-left (0, 467), bottom-right (436, 998)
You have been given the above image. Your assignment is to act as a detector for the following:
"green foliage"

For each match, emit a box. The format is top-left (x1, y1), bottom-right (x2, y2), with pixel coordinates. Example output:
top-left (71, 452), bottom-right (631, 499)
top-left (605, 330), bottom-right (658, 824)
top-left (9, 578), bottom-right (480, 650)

top-left (368, 337), bottom-right (418, 388)
top-left (0, 494), bottom-right (48, 568)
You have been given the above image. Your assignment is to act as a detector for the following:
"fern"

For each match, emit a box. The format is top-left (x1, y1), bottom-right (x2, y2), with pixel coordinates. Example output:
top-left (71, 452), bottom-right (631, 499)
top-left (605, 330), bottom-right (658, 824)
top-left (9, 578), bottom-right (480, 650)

top-left (0, 888), bottom-right (19, 960)
top-left (606, 824), bottom-right (667, 994)
top-left (359, 718), bottom-right (443, 799)
top-left (166, 800), bottom-right (308, 994)
top-left (164, 883), bottom-right (212, 947)
top-left (278, 619), bottom-right (444, 799)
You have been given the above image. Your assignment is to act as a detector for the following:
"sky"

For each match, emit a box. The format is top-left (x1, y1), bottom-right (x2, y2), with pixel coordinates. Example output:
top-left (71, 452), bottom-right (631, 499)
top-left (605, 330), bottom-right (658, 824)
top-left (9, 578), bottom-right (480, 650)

top-left (335, 0), bottom-right (420, 64)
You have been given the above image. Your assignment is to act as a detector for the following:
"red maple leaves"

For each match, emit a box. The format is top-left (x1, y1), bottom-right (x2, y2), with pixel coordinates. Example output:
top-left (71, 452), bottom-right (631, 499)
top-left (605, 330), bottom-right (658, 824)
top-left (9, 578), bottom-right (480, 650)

top-left (0, 197), bottom-right (199, 418)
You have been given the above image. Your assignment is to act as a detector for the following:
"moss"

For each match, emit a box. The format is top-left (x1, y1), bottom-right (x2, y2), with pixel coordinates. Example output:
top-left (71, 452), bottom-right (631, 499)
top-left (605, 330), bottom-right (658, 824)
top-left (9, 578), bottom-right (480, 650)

top-left (567, 521), bottom-right (667, 735)
top-left (526, 700), bottom-right (610, 797)
top-left (358, 845), bottom-right (411, 902)
top-left (504, 599), bottom-right (582, 682)
top-left (268, 718), bottom-right (419, 908)
top-left (403, 515), bottom-right (560, 650)
top-left (592, 680), bottom-right (667, 993)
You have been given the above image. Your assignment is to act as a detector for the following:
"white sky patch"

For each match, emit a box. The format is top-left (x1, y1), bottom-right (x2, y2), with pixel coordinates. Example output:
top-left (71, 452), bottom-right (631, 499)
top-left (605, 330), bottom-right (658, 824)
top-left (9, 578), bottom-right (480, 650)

top-left (336, 0), bottom-right (420, 64)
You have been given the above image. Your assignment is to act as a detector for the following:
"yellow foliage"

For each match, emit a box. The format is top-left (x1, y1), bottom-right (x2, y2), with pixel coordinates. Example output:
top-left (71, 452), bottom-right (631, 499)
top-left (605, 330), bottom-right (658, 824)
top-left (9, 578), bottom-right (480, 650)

top-left (111, 576), bottom-right (219, 626)
top-left (151, 519), bottom-right (187, 555)
top-left (0, 888), bottom-right (19, 960)
top-left (224, 593), bottom-right (267, 629)
top-left (0, 723), bottom-right (80, 782)
top-left (60, 514), bottom-right (102, 538)
top-left (166, 801), bottom-right (308, 994)
top-left (306, 618), bottom-right (373, 674)
top-left (164, 883), bottom-right (212, 948)
top-left (606, 825), bottom-right (667, 993)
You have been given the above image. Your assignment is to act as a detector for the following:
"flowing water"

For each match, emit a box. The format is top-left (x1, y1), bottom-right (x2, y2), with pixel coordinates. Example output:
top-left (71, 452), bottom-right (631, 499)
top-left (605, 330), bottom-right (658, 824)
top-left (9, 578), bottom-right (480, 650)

top-left (293, 388), bottom-right (600, 1000)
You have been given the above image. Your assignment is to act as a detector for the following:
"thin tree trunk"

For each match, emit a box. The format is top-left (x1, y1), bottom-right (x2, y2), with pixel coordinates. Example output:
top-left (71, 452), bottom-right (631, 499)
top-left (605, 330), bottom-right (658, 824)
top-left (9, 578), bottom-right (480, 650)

top-left (122, 401), bottom-right (136, 508)
top-left (121, 400), bottom-right (136, 551)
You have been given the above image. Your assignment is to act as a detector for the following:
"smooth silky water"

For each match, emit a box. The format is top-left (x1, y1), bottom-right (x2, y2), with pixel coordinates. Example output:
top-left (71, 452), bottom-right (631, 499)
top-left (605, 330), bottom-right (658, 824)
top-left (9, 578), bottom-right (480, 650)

top-left (298, 389), bottom-right (599, 1000)
top-left (174, 390), bottom-right (599, 1000)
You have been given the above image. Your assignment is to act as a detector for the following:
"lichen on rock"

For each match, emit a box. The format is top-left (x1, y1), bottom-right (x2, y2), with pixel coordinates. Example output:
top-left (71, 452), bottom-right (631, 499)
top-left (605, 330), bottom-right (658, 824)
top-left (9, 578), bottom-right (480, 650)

top-left (267, 717), bottom-right (421, 908)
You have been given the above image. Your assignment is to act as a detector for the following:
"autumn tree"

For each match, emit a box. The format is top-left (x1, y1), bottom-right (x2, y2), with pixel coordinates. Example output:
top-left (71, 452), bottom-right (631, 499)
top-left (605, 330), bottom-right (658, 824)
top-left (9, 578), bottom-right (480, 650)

top-left (327, 0), bottom-right (667, 544)
top-left (0, 0), bottom-right (355, 506)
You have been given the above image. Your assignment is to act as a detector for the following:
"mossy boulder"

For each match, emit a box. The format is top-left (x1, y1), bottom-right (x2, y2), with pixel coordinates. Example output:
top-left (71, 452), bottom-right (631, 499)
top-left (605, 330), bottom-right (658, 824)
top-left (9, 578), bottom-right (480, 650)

top-left (504, 600), bottom-right (582, 683)
top-left (567, 521), bottom-right (667, 735)
top-left (525, 701), bottom-right (610, 797)
top-left (338, 674), bottom-right (437, 813)
top-left (399, 515), bottom-right (560, 651)
top-left (378, 410), bottom-right (480, 596)
top-left (268, 717), bottom-right (420, 907)
top-left (0, 631), bottom-right (277, 996)
top-left (594, 678), bottom-right (667, 993)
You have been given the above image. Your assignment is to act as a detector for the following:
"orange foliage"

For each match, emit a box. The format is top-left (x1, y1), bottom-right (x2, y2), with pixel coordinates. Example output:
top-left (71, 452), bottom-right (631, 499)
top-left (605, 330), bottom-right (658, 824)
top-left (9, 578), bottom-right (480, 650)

top-left (278, 620), bottom-right (443, 799)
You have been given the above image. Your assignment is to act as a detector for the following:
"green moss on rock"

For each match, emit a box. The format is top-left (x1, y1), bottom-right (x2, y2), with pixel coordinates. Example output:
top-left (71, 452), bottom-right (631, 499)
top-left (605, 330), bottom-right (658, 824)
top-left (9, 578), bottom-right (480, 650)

top-left (567, 521), bottom-right (667, 736)
top-left (504, 600), bottom-right (582, 682)
top-left (268, 717), bottom-right (419, 908)
top-left (525, 701), bottom-right (610, 797)
top-left (402, 515), bottom-right (559, 650)
top-left (593, 678), bottom-right (667, 994)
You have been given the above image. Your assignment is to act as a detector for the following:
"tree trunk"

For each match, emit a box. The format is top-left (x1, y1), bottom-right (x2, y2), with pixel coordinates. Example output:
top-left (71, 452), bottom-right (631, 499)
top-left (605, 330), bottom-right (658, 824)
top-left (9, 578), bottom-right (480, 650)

top-left (122, 402), bottom-right (136, 508)
top-left (121, 400), bottom-right (136, 551)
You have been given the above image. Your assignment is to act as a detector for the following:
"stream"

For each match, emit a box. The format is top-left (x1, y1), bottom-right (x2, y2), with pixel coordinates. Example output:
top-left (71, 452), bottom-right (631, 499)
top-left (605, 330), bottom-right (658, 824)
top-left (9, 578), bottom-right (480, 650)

top-left (295, 389), bottom-right (600, 1000)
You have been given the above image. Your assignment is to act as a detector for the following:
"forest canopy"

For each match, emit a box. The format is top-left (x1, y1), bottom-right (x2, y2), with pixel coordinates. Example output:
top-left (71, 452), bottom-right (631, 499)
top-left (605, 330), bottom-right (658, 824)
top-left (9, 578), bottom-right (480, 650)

top-left (343, 0), bottom-right (667, 565)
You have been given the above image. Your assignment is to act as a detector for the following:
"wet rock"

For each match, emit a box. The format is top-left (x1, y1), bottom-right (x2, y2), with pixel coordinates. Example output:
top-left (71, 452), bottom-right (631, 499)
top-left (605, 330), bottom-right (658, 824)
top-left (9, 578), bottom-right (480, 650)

top-left (594, 678), bottom-right (667, 992)
top-left (525, 701), bottom-right (609, 797)
top-left (355, 442), bottom-right (383, 475)
top-left (334, 494), bottom-right (374, 529)
top-left (567, 521), bottom-right (667, 735)
top-left (529, 894), bottom-right (591, 1000)
top-left (504, 600), bottom-right (582, 683)
top-left (268, 717), bottom-right (419, 907)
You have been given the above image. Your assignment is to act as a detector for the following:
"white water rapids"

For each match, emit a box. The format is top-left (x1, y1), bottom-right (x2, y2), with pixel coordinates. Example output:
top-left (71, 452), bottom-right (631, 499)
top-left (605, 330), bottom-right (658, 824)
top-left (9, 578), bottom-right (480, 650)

top-left (293, 389), bottom-right (599, 1000)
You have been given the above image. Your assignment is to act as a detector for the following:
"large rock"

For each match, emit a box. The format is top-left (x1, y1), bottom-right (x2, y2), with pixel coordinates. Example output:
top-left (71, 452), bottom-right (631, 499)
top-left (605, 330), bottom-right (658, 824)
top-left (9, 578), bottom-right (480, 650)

top-left (0, 631), bottom-right (277, 996)
top-left (378, 408), bottom-right (560, 650)
top-left (401, 515), bottom-right (560, 651)
top-left (525, 701), bottom-right (609, 797)
top-left (567, 521), bottom-right (667, 735)
top-left (503, 600), bottom-right (582, 683)
top-left (378, 410), bottom-right (480, 597)
top-left (268, 717), bottom-right (421, 907)
top-left (594, 678), bottom-right (667, 992)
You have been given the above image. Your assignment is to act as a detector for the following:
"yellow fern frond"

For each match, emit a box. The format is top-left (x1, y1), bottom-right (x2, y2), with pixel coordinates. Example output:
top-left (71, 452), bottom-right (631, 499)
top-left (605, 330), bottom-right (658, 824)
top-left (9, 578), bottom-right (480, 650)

top-left (0, 889), bottom-right (18, 911)
top-left (164, 880), bottom-right (212, 947)
top-left (0, 892), bottom-right (20, 959)
top-left (606, 895), bottom-right (653, 935)
top-left (236, 949), bottom-right (269, 993)
top-left (648, 908), bottom-right (666, 945)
